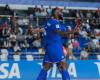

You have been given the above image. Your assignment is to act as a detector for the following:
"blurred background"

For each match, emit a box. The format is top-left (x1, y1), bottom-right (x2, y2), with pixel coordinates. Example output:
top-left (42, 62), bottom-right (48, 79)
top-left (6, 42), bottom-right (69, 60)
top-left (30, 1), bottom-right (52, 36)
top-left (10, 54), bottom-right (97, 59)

top-left (0, 0), bottom-right (100, 61)
top-left (0, 0), bottom-right (100, 80)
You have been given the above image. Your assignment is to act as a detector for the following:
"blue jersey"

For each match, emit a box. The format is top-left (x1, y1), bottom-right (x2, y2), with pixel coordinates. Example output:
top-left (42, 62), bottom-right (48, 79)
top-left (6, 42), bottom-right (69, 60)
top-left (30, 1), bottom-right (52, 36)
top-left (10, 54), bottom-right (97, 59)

top-left (43, 19), bottom-right (66, 63)
top-left (43, 19), bottom-right (66, 47)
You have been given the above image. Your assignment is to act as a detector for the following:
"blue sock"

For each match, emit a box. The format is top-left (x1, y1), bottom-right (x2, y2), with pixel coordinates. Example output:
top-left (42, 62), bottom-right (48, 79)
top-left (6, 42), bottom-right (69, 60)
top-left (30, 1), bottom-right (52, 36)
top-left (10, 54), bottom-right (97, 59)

top-left (61, 69), bottom-right (70, 80)
top-left (37, 68), bottom-right (47, 80)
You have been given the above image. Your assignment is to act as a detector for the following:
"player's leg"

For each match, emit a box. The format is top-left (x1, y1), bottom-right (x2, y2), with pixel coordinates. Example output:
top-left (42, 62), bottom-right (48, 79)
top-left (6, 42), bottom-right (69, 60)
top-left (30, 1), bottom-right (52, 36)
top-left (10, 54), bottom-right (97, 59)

top-left (37, 62), bottom-right (52, 80)
top-left (57, 59), bottom-right (70, 80)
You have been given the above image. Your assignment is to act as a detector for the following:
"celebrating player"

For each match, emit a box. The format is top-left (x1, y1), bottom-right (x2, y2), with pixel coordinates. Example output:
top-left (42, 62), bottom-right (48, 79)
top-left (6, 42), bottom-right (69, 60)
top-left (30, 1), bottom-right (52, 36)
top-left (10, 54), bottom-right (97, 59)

top-left (37, 8), bottom-right (70, 80)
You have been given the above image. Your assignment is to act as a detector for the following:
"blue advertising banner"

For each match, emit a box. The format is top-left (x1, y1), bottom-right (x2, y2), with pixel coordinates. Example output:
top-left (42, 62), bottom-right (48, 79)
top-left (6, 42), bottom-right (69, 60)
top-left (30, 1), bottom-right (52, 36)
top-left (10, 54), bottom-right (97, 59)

top-left (0, 60), bottom-right (100, 80)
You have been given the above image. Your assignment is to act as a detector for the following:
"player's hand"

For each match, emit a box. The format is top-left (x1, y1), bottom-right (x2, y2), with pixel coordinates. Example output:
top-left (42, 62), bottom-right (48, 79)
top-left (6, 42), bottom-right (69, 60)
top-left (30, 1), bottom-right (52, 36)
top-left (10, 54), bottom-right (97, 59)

top-left (31, 28), bottom-right (45, 33)
top-left (39, 28), bottom-right (45, 32)
top-left (32, 28), bottom-right (40, 33)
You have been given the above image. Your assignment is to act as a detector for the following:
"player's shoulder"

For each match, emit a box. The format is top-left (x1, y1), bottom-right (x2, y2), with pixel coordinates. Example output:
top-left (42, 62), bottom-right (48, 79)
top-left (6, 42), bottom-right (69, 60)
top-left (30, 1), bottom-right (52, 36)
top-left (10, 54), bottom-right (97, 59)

top-left (48, 18), bottom-right (59, 24)
top-left (44, 18), bottom-right (60, 29)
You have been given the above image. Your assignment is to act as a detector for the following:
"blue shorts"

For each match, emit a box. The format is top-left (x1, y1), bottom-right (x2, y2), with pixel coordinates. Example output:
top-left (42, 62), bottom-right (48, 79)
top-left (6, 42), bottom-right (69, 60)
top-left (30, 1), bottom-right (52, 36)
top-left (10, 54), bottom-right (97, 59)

top-left (43, 43), bottom-right (65, 63)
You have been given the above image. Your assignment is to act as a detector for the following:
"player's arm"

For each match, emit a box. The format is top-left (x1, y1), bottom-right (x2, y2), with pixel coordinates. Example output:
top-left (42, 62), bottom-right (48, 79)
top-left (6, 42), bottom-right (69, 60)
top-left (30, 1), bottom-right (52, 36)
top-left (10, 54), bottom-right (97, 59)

top-left (31, 28), bottom-right (45, 34)
top-left (56, 30), bottom-right (72, 37)
top-left (54, 24), bottom-right (73, 37)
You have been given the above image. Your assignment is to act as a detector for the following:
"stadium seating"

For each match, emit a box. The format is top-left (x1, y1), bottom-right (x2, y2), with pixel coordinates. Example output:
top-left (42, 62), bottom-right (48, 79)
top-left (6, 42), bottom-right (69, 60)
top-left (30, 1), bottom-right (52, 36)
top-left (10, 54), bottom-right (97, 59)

top-left (0, 5), bottom-right (100, 60)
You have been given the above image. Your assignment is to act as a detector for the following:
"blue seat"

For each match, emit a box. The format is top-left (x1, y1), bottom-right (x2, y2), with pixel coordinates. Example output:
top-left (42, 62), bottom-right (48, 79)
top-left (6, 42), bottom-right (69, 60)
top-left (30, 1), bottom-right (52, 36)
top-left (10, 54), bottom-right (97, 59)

top-left (88, 54), bottom-right (97, 59)
top-left (7, 48), bottom-right (14, 53)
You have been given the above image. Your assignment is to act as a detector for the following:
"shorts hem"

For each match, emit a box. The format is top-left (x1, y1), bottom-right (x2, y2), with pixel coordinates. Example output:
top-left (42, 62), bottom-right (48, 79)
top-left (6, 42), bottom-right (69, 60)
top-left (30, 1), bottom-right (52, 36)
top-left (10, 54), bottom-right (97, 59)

top-left (44, 58), bottom-right (66, 63)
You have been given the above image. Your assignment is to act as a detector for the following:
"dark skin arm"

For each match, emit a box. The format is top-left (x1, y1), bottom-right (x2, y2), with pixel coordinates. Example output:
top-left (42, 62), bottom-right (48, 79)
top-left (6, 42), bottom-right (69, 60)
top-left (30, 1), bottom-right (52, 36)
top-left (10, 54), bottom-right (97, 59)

top-left (56, 30), bottom-right (73, 37)
top-left (31, 28), bottom-right (78, 38)
top-left (31, 28), bottom-right (45, 34)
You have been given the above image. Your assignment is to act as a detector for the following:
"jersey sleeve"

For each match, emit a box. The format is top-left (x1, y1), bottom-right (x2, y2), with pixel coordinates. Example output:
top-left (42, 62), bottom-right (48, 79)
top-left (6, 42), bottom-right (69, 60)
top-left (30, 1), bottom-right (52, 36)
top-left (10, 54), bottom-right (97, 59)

top-left (60, 24), bottom-right (67, 32)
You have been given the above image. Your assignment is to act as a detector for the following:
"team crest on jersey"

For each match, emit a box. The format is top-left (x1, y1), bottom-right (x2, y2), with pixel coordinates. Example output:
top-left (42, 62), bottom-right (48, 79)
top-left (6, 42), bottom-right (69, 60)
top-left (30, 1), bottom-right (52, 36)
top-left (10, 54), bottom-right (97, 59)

top-left (47, 23), bottom-right (51, 26)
